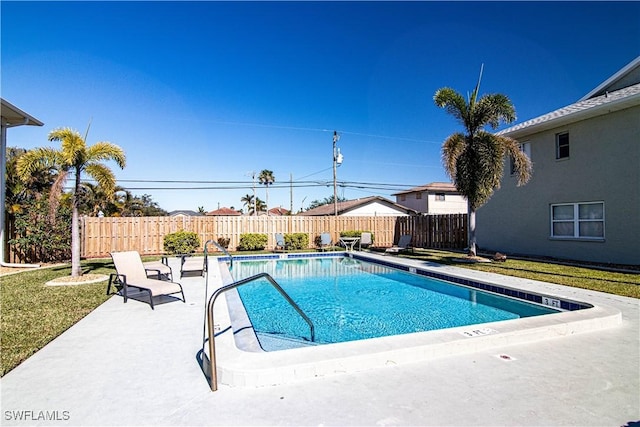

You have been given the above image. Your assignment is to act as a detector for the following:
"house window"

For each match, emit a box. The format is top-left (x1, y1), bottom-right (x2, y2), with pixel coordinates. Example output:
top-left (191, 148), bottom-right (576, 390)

top-left (510, 142), bottom-right (531, 175)
top-left (399, 195), bottom-right (406, 202)
top-left (551, 202), bottom-right (604, 239)
top-left (556, 132), bottom-right (569, 159)
top-left (416, 193), bottom-right (422, 200)
top-left (435, 193), bottom-right (445, 201)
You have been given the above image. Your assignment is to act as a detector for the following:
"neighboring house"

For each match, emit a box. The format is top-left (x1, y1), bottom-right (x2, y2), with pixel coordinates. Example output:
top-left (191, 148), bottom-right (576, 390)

top-left (392, 182), bottom-right (467, 214)
top-left (168, 210), bottom-right (202, 218)
top-left (268, 207), bottom-right (290, 216)
top-left (206, 207), bottom-right (242, 216)
top-left (476, 56), bottom-right (640, 265)
top-left (301, 196), bottom-right (417, 216)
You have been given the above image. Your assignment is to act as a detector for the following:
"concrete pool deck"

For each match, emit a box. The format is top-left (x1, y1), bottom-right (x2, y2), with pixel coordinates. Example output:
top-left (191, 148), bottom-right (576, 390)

top-left (1, 254), bottom-right (638, 426)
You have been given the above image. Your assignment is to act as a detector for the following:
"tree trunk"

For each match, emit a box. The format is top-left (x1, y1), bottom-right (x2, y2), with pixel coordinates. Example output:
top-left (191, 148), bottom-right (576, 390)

top-left (468, 206), bottom-right (477, 257)
top-left (71, 170), bottom-right (82, 277)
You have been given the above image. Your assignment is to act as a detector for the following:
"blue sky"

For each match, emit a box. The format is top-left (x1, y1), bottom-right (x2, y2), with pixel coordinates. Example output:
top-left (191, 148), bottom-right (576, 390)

top-left (2, 1), bottom-right (638, 213)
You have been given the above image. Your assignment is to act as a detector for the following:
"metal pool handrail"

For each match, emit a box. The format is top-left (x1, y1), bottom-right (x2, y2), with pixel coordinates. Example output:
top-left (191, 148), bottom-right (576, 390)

top-left (205, 272), bottom-right (315, 391)
top-left (204, 239), bottom-right (233, 271)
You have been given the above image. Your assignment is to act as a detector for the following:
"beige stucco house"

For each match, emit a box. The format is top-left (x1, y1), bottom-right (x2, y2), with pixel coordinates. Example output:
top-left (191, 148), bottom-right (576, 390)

top-left (392, 182), bottom-right (467, 215)
top-left (476, 56), bottom-right (640, 266)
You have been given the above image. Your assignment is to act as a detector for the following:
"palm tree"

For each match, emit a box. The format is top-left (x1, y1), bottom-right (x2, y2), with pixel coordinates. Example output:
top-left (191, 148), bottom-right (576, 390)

top-left (240, 193), bottom-right (255, 215)
top-left (78, 182), bottom-right (113, 216)
top-left (254, 197), bottom-right (266, 214)
top-left (17, 128), bottom-right (126, 276)
top-left (434, 72), bottom-right (532, 256)
top-left (258, 169), bottom-right (275, 215)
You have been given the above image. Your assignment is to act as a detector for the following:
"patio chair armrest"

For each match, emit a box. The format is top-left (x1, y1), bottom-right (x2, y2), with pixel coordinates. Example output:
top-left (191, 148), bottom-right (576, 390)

top-left (145, 268), bottom-right (162, 278)
top-left (107, 273), bottom-right (128, 296)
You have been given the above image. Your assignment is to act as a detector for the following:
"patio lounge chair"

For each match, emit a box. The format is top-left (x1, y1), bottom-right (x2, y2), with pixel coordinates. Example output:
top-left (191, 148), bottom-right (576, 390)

top-left (318, 232), bottom-right (333, 251)
top-left (108, 251), bottom-right (185, 309)
top-left (142, 256), bottom-right (173, 281)
top-left (359, 232), bottom-right (373, 250)
top-left (385, 234), bottom-right (413, 255)
top-left (274, 233), bottom-right (290, 252)
top-left (180, 253), bottom-right (207, 278)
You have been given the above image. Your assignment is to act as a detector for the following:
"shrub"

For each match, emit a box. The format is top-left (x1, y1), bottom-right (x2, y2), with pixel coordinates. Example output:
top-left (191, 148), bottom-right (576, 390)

top-left (284, 233), bottom-right (309, 250)
top-left (163, 230), bottom-right (200, 254)
top-left (237, 233), bottom-right (267, 251)
top-left (8, 198), bottom-right (72, 263)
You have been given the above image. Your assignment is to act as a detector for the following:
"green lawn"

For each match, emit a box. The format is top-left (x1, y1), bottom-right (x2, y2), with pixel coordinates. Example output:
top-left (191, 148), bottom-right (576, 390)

top-left (401, 248), bottom-right (640, 299)
top-left (1, 251), bottom-right (638, 377)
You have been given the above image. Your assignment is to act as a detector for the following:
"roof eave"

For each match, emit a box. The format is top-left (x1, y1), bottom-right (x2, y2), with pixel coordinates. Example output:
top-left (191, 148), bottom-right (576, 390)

top-left (500, 92), bottom-right (640, 139)
top-left (580, 56), bottom-right (640, 101)
top-left (1, 98), bottom-right (44, 127)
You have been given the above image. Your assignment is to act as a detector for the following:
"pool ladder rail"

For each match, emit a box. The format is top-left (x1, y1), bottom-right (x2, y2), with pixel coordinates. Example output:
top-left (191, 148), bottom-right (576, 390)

top-left (202, 240), bottom-right (315, 392)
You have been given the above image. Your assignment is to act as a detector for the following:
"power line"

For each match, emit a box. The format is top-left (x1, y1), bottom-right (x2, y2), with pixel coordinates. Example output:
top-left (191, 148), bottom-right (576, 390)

top-left (185, 117), bottom-right (443, 145)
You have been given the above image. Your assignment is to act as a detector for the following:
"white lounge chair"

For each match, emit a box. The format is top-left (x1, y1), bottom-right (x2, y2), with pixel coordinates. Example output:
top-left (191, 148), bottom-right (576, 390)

top-left (142, 257), bottom-right (173, 281)
top-left (108, 251), bottom-right (185, 309)
top-left (180, 254), bottom-right (207, 278)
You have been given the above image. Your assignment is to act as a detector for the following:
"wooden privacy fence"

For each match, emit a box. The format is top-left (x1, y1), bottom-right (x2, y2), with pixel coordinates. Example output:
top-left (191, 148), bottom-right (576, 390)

top-left (79, 214), bottom-right (467, 258)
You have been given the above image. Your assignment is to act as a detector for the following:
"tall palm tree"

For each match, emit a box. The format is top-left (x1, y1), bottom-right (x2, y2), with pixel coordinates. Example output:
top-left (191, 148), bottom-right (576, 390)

top-left (434, 72), bottom-right (532, 256)
top-left (17, 128), bottom-right (126, 276)
top-left (258, 169), bottom-right (275, 215)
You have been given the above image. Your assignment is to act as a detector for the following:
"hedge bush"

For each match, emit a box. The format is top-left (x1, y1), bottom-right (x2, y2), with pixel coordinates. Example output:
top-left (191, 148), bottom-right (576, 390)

top-left (237, 233), bottom-right (268, 251)
top-left (284, 233), bottom-right (309, 250)
top-left (163, 230), bottom-right (200, 254)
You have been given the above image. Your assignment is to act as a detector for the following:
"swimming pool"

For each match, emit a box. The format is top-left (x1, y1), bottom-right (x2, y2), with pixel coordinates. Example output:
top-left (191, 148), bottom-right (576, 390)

top-left (210, 252), bottom-right (621, 388)
top-left (231, 257), bottom-right (559, 350)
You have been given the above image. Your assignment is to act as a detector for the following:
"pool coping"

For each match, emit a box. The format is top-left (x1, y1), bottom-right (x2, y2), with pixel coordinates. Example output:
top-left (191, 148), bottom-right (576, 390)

top-left (210, 252), bottom-right (622, 388)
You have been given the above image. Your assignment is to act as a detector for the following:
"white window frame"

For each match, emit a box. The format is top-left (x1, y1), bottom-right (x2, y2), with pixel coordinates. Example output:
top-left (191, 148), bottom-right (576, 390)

top-left (550, 201), bottom-right (605, 240)
top-left (556, 132), bottom-right (570, 160)
top-left (435, 193), bottom-right (445, 201)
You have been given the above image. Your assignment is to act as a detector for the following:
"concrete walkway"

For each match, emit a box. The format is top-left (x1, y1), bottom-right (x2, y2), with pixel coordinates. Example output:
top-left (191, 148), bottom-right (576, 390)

top-left (1, 256), bottom-right (638, 426)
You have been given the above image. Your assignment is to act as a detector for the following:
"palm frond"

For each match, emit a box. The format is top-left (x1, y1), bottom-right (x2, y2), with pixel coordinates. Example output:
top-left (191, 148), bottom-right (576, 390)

top-left (441, 133), bottom-right (466, 181)
top-left (16, 148), bottom-right (63, 181)
top-left (85, 163), bottom-right (117, 194)
top-left (474, 93), bottom-right (516, 129)
top-left (502, 136), bottom-right (533, 186)
top-left (86, 142), bottom-right (126, 169)
top-left (434, 88), bottom-right (468, 126)
top-left (48, 128), bottom-right (85, 166)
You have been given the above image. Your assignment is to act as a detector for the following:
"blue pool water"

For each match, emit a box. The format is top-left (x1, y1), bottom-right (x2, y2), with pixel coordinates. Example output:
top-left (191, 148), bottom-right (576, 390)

top-left (232, 257), bottom-right (558, 350)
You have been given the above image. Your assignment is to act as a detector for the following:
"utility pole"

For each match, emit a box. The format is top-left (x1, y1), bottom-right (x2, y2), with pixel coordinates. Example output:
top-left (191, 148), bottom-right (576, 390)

top-left (290, 173), bottom-right (293, 214)
top-left (333, 131), bottom-right (340, 217)
top-left (253, 172), bottom-right (257, 216)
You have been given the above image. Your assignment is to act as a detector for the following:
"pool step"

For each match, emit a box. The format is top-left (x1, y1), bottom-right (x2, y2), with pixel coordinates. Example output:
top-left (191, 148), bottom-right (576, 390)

top-left (256, 331), bottom-right (321, 351)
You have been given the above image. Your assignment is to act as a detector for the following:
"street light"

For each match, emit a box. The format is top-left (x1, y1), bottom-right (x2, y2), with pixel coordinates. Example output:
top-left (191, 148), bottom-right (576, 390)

top-left (332, 130), bottom-right (343, 217)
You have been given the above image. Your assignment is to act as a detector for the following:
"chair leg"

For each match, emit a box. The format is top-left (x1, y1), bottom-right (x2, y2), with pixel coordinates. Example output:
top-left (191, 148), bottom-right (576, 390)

top-left (147, 290), bottom-right (154, 310)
